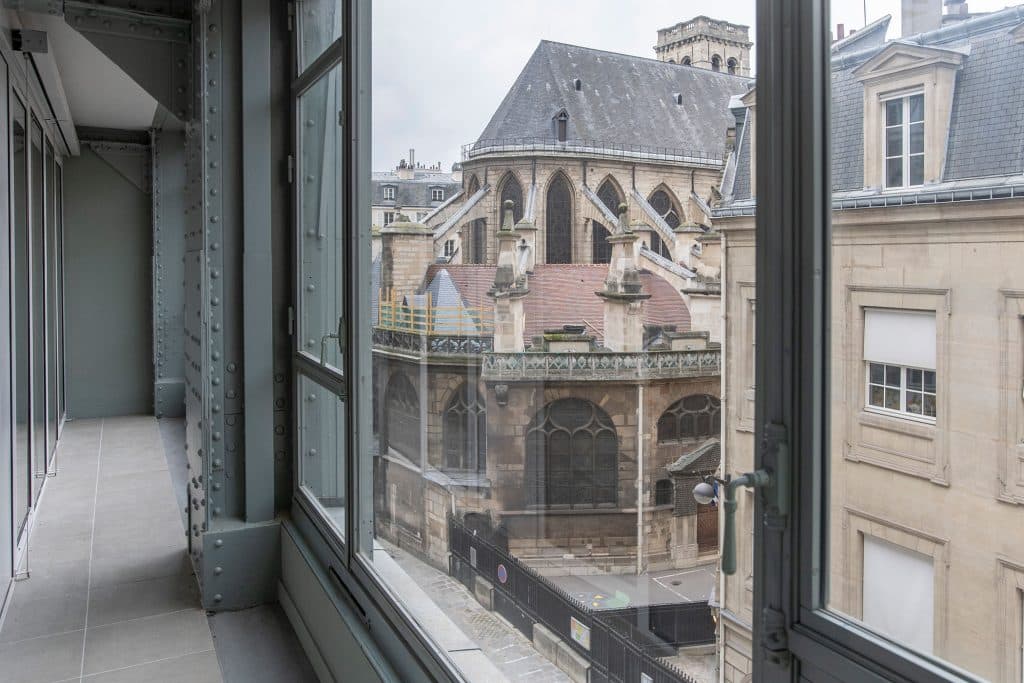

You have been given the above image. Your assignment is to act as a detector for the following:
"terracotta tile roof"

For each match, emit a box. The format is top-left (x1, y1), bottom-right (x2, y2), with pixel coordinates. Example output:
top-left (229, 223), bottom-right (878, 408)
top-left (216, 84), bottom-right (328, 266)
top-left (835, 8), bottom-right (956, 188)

top-left (424, 263), bottom-right (691, 345)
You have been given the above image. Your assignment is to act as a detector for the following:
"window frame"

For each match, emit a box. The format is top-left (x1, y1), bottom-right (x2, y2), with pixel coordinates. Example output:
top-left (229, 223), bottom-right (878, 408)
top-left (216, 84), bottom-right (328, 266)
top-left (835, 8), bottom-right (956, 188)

top-left (383, 184), bottom-right (395, 200)
top-left (286, 2), bottom-right (992, 682)
top-left (430, 187), bottom-right (444, 202)
top-left (755, 2), bottom-right (985, 682)
top-left (864, 362), bottom-right (936, 423)
top-left (882, 91), bottom-right (925, 190)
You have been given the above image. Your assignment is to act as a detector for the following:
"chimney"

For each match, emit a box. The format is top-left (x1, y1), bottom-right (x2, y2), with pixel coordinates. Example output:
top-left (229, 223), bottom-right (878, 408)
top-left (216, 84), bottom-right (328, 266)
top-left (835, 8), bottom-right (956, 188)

top-left (409, 148), bottom-right (415, 167)
top-left (944, 0), bottom-right (969, 21)
top-left (488, 200), bottom-right (528, 352)
top-left (836, 23), bottom-right (845, 40)
top-left (596, 203), bottom-right (650, 352)
top-left (380, 212), bottom-right (434, 299)
top-left (902, 0), bottom-right (942, 36)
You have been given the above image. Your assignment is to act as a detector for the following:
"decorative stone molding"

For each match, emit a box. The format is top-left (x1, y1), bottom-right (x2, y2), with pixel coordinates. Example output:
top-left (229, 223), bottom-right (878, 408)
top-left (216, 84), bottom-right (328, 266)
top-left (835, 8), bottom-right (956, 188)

top-left (481, 349), bottom-right (720, 382)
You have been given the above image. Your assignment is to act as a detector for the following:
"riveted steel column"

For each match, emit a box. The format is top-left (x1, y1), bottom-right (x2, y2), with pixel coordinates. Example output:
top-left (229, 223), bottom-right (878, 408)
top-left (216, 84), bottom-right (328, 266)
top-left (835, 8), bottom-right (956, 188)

top-left (152, 129), bottom-right (187, 418)
top-left (241, 0), bottom-right (274, 523)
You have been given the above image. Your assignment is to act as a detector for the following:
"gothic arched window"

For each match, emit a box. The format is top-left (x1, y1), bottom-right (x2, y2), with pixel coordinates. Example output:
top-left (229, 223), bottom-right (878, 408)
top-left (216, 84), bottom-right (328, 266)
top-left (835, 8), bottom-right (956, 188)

top-left (525, 399), bottom-right (618, 508)
top-left (592, 179), bottom-right (621, 264)
top-left (545, 173), bottom-right (573, 264)
top-left (681, 56), bottom-right (692, 66)
top-left (384, 372), bottom-right (420, 458)
top-left (443, 383), bottom-right (486, 472)
top-left (657, 394), bottom-right (721, 444)
top-left (711, 55), bottom-right (722, 72)
top-left (727, 57), bottom-right (738, 75)
top-left (468, 219), bottom-right (487, 263)
top-left (499, 174), bottom-right (524, 225)
top-left (647, 188), bottom-right (680, 259)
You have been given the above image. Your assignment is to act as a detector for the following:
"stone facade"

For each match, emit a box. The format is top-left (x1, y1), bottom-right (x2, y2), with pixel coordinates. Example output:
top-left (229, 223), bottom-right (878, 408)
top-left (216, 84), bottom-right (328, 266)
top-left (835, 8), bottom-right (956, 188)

top-left (718, 190), bottom-right (1024, 683)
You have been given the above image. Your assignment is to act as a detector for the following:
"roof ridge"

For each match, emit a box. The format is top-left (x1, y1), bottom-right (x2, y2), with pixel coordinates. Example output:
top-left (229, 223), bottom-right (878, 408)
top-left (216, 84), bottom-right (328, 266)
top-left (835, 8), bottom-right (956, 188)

top-left (536, 39), bottom-right (754, 81)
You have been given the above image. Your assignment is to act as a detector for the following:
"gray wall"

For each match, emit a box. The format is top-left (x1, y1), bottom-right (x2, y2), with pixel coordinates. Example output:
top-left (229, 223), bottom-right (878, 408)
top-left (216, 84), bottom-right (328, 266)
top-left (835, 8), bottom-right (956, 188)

top-left (64, 147), bottom-right (152, 418)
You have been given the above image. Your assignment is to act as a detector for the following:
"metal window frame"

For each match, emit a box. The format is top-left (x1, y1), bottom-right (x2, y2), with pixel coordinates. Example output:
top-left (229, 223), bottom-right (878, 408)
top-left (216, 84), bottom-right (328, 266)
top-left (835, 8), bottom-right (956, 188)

top-left (882, 91), bottom-right (925, 190)
top-left (755, 2), bottom-right (986, 682)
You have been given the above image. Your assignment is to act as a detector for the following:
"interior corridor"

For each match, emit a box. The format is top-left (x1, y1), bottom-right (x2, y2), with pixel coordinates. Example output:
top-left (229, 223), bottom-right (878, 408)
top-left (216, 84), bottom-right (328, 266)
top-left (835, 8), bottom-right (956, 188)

top-left (0, 416), bottom-right (314, 683)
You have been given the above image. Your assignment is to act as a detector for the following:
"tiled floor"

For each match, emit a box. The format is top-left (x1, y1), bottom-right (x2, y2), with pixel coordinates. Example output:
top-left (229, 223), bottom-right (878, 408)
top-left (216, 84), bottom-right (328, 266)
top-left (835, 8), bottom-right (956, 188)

top-left (0, 416), bottom-right (221, 683)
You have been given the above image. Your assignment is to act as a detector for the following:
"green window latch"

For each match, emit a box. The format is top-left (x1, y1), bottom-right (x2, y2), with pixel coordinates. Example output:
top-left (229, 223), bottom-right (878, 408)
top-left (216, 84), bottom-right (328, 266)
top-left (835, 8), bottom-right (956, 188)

top-left (692, 423), bottom-right (789, 575)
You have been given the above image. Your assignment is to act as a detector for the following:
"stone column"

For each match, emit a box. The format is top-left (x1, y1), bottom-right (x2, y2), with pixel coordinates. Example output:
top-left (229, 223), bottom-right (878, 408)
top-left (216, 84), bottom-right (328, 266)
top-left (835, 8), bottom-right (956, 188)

top-left (597, 203), bottom-right (650, 352)
top-left (489, 200), bottom-right (528, 353)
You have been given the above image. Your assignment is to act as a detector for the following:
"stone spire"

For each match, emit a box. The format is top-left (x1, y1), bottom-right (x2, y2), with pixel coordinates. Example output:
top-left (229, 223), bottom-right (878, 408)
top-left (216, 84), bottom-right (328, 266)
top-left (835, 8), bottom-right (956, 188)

top-left (596, 202), bottom-right (650, 352)
top-left (489, 200), bottom-right (529, 352)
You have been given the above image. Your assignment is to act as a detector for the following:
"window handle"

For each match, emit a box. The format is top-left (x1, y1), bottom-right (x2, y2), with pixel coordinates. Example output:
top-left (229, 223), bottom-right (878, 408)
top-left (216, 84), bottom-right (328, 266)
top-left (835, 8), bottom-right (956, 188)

top-left (693, 425), bottom-right (788, 575)
top-left (319, 317), bottom-right (345, 367)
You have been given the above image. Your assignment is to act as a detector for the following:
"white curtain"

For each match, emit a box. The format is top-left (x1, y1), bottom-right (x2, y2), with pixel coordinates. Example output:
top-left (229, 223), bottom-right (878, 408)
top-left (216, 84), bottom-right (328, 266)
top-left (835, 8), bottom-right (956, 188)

top-left (864, 308), bottom-right (936, 369)
top-left (862, 534), bottom-right (934, 654)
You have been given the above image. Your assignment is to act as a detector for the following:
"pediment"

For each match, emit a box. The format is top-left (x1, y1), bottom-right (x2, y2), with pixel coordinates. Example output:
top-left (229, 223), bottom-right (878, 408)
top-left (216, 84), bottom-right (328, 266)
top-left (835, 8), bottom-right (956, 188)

top-left (853, 42), bottom-right (964, 82)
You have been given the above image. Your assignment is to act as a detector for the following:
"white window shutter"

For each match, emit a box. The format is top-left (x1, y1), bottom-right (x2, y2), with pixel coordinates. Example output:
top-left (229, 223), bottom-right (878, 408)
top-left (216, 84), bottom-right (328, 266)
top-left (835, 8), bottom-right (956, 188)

top-left (862, 535), bottom-right (934, 654)
top-left (864, 308), bottom-right (936, 369)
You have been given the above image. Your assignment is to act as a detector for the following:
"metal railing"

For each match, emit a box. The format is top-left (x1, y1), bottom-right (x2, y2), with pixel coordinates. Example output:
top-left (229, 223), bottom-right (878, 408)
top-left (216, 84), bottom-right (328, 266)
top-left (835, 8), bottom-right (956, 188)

top-left (463, 137), bottom-right (724, 166)
top-left (448, 516), bottom-right (710, 683)
top-left (482, 349), bottom-right (721, 382)
top-left (377, 289), bottom-right (494, 336)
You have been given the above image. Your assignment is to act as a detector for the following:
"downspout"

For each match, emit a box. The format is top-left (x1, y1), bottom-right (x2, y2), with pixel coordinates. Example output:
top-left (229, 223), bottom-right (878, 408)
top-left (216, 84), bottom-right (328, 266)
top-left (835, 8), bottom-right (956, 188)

top-left (636, 384), bottom-right (644, 575)
top-left (717, 230), bottom-right (729, 683)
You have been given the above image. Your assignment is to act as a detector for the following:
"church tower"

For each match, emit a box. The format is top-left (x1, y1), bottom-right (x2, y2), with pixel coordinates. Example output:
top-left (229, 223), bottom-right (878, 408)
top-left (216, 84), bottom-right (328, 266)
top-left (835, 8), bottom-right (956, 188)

top-left (654, 16), bottom-right (752, 76)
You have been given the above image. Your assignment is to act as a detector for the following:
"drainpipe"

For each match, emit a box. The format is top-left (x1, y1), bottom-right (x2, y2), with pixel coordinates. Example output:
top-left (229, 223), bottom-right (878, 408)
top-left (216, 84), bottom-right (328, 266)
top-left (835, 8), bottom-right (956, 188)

top-left (636, 384), bottom-right (644, 575)
top-left (717, 231), bottom-right (729, 683)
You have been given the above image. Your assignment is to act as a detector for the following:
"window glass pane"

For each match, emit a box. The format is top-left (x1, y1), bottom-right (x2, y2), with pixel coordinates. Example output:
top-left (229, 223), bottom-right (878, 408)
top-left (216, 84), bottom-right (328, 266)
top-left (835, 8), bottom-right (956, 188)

top-left (12, 95), bottom-right (29, 537)
top-left (298, 62), bottom-right (344, 371)
top-left (297, 0), bottom-right (342, 73)
top-left (822, 2), bottom-right (1012, 678)
top-left (30, 118), bottom-right (46, 499)
top-left (45, 140), bottom-right (57, 467)
top-left (885, 98), bottom-right (902, 126)
top-left (909, 154), bottom-right (924, 186)
top-left (909, 93), bottom-right (924, 123)
top-left (908, 121), bottom-right (924, 155)
top-left (885, 127), bottom-right (902, 157)
top-left (886, 157), bottom-right (902, 187)
top-left (361, 2), bottom-right (746, 679)
top-left (298, 374), bottom-right (346, 539)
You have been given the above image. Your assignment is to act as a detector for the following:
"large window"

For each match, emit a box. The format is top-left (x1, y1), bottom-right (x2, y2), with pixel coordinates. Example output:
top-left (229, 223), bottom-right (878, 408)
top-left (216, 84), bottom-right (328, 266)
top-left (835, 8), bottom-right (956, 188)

top-left (657, 394), bottom-right (721, 443)
top-left (592, 178), bottom-right (620, 264)
top-left (442, 382), bottom-right (486, 472)
top-left (525, 398), bottom-right (618, 508)
top-left (648, 187), bottom-right (680, 258)
top-left (498, 173), bottom-right (523, 225)
top-left (884, 93), bottom-right (924, 188)
top-left (382, 372), bottom-right (419, 460)
top-left (862, 308), bottom-right (936, 420)
top-left (545, 172), bottom-right (572, 263)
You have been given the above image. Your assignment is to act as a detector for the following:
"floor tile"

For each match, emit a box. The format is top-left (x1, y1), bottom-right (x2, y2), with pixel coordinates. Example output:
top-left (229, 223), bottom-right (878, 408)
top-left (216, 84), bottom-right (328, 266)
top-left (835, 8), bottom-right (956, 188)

top-left (82, 609), bottom-right (214, 675)
top-left (0, 629), bottom-right (84, 683)
top-left (89, 545), bottom-right (190, 588)
top-left (81, 649), bottom-right (221, 683)
top-left (0, 584), bottom-right (88, 643)
top-left (87, 570), bottom-right (201, 628)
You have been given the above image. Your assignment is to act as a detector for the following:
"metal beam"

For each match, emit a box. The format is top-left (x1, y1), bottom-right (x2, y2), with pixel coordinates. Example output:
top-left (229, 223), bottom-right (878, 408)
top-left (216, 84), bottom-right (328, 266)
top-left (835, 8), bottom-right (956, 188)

top-left (64, 0), bottom-right (191, 120)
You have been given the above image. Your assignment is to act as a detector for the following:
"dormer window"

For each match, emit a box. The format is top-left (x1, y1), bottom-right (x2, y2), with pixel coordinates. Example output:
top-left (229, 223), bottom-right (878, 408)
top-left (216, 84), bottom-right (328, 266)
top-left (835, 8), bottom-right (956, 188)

top-left (383, 185), bottom-right (396, 200)
top-left (884, 93), bottom-right (924, 188)
top-left (431, 188), bottom-right (444, 202)
top-left (554, 110), bottom-right (569, 142)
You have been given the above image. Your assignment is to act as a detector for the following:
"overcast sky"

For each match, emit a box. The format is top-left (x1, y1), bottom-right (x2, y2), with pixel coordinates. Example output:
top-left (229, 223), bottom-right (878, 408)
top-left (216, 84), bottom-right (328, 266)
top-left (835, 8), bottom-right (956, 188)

top-left (372, 0), bottom-right (1011, 171)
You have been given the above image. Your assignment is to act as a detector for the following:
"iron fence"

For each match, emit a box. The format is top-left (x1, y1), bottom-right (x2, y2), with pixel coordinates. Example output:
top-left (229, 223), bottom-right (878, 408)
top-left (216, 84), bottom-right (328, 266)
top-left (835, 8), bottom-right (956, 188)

top-left (448, 516), bottom-right (713, 683)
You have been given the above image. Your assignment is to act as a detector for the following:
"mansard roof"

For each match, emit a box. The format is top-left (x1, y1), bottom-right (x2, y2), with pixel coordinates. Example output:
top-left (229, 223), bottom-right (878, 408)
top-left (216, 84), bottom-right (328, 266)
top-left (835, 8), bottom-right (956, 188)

top-left (475, 40), bottom-right (751, 161)
top-left (423, 264), bottom-right (691, 345)
top-left (720, 6), bottom-right (1024, 205)
top-left (371, 171), bottom-right (461, 207)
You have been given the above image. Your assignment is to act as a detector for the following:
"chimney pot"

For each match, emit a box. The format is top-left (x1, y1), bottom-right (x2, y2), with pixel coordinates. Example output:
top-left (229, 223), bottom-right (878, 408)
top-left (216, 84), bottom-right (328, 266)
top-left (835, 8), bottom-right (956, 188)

top-left (837, 23), bottom-right (845, 40)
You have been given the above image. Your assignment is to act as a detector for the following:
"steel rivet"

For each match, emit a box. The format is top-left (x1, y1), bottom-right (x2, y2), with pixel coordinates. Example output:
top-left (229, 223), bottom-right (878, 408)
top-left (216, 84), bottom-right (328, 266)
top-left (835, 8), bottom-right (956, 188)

top-left (214, 539), bottom-right (224, 548)
top-left (214, 566), bottom-right (223, 575)
top-left (214, 594), bottom-right (222, 602)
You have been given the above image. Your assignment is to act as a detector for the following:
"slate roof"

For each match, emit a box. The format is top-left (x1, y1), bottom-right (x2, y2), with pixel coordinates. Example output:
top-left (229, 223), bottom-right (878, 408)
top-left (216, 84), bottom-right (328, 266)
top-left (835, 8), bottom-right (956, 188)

top-left (667, 439), bottom-right (721, 475)
top-left (421, 264), bottom-right (691, 345)
top-left (475, 40), bottom-right (751, 160)
top-left (372, 171), bottom-right (461, 208)
top-left (721, 6), bottom-right (1024, 204)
